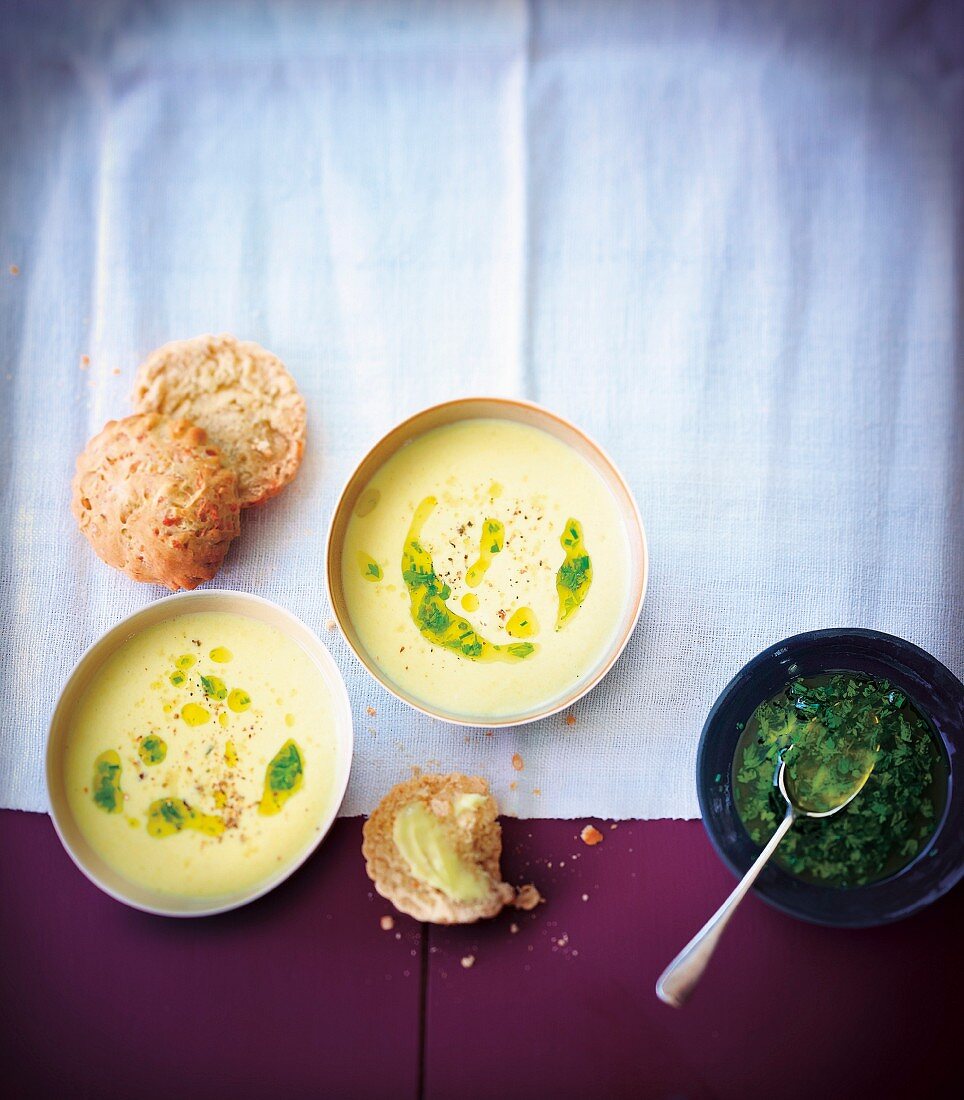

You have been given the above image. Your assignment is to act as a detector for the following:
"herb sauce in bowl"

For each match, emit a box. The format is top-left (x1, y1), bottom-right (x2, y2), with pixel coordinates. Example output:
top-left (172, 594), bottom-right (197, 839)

top-left (733, 674), bottom-right (948, 887)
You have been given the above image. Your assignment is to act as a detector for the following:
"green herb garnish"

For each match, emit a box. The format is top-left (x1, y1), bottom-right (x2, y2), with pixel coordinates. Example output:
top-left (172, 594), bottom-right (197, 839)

top-left (260, 740), bottom-right (305, 815)
top-left (400, 496), bottom-right (537, 663)
top-left (555, 518), bottom-right (592, 629)
top-left (358, 552), bottom-right (383, 582)
top-left (267, 741), bottom-right (303, 791)
top-left (92, 750), bottom-right (123, 813)
top-left (733, 674), bottom-right (946, 886)
top-left (137, 735), bottom-right (167, 766)
top-left (146, 797), bottom-right (224, 837)
top-left (199, 673), bottom-right (227, 701)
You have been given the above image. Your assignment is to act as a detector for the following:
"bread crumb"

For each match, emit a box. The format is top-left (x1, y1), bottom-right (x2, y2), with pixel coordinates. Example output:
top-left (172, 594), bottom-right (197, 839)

top-left (380, 915), bottom-right (394, 931)
top-left (484, 730), bottom-right (493, 737)
top-left (511, 752), bottom-right (524, 772)
top-left (366, 705), bottom-right (377, 717)
top-left (532, 787), bottom-right (541, 796)
top-left (509, 781), bottom-right (517, 791)
top-left (8, 264), bottom-right (19, 276)
top-left (509, 923), bottom-right (519, 934)
top-left (111, 367), bottom-right (121, 375)
top-left (581, 893), bottom-right (589, 902)
top-left (565, 713), bottom-right (576, 726)
top-left (514, 883), bottom-right (543, 910)
top-left (325, 620), bottom-right (336, 631)
top-left (610, 823), bottom-right (618, 830)
top-left (461, 955), bottom-right (475, 969)
top-left (580, 825), bottom-right (604, 846)
top-left (79, 355), bottom-right (90, 369)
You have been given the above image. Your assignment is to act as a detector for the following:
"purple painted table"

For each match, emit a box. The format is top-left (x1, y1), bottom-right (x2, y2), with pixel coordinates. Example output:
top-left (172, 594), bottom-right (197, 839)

top-left (0, 810), bottom-right (958, 1098)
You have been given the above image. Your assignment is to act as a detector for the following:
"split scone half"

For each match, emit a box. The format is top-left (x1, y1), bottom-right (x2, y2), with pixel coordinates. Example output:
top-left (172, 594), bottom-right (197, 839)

top-left (132, 333), bottom-right (306, 508)
top-left (364, 773), bottom-right (539, 924)
top-left (71, 412), bottom-right (241, 590)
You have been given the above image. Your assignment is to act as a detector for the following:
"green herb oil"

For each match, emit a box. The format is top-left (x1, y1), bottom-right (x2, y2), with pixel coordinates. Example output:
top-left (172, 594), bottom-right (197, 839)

top-left (733, 674), bottom-right (947, 886)
top-left (400, 496), bottom-right (536, 663)
top-left (259, 739), bottom-right (305, 816)
top-left (555, 518), bottom-right (592, 629)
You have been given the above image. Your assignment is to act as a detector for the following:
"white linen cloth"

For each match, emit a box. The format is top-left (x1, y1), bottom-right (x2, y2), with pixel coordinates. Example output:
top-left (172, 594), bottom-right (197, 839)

top-left (1, 0), bottom-right (961, 819)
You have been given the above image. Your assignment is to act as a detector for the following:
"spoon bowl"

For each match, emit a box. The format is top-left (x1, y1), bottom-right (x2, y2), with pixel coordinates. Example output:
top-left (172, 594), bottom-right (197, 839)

top-left (777, 744), bottom-right (875, 820)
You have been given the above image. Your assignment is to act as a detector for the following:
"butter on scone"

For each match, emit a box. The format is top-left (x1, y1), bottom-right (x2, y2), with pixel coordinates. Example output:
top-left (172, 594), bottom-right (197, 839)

top-left (71, 412), bottom-right (241, 591)
top-left (363, 773), bottom-right (538, 924)
top-left (131, 334), bottom-right (306, 507)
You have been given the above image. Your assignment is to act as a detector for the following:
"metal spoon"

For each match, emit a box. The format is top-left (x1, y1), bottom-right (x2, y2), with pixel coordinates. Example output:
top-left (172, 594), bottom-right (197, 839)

top-left (655, 748), bottom-right (872, 1008)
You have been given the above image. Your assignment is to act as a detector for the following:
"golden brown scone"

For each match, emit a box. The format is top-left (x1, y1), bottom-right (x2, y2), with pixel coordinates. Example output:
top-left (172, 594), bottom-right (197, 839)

top-left (363, 773), bottom-right (539, 924)
top-left (71, 413), bottom-right (241, 591)
top-left (131, 334), bottom-right (306, 508)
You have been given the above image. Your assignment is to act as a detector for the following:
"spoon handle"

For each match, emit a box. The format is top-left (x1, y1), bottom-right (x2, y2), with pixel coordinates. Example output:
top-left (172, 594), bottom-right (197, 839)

top-left (656, 807), bottom-right (795, 1008)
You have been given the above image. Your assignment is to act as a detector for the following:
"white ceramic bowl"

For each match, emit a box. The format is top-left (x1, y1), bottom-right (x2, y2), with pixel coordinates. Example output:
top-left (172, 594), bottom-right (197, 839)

top-left (45, 591), bottom-right (354, 917)
top-left (326, 397), bottom-right (649, 726)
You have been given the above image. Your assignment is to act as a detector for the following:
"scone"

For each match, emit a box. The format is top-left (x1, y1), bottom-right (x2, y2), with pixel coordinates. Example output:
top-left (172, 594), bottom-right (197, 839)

top-left (131, 334), bottom-right (306, 507)
top-left (363, 773), bottom-right (538, 924)
top-left (71, 412), bottom-right (241, 590)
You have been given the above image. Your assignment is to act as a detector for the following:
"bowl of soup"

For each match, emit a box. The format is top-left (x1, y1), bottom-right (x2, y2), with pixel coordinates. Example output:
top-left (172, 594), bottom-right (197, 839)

top-left (46, 591), bottom-right (353, 916)
top-left (326, 398), bottom-right (648, 726)
top-left (697, 628), bottom-right (963, 927)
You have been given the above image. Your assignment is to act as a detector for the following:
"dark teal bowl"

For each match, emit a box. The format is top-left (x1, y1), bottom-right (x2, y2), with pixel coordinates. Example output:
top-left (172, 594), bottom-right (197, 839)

top-left (697, 629), bottom-right (963, 927)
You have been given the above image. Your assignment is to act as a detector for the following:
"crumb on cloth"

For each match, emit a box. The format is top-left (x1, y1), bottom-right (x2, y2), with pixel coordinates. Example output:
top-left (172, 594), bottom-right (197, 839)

top-left (580, 825), bottom-right (604, 847)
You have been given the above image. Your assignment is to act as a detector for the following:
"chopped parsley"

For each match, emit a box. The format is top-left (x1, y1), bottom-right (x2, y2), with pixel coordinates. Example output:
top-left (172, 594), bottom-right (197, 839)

top-left (92, 750), bottom-right (123, 813)
top-left (137, 735), bottom-right (167, 766)
top-left (260, 740), bottom-right (305, 815)
top-left (733, 674), bottom-right (946, 886)
top-left (358, 551), bottom-right (383, 582)
top-left (400, 496), bottom-right (537, 663)
top-left (199, 673), bottom-right (228, 701)
top-left (555, 518), bottom-right (592, 628)
top-left (267, 740), bottom-right (303, 792)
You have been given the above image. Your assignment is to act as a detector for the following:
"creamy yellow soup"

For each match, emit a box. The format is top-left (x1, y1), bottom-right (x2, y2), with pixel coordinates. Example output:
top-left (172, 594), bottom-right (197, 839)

top-left (341, 418), bottom-right (631, 718)
top-left (65, 611), bottom-right (340, 899)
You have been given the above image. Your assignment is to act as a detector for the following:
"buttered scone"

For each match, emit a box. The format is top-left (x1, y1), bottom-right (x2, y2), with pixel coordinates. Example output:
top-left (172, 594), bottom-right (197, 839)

top-left (131, 334), bottom-right (306, 507)
top-left (363, 773), bottom-right (538, 924)
top-left (71, 413), bottom-right (241, 590)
